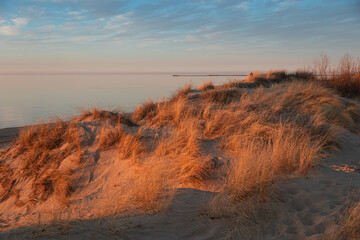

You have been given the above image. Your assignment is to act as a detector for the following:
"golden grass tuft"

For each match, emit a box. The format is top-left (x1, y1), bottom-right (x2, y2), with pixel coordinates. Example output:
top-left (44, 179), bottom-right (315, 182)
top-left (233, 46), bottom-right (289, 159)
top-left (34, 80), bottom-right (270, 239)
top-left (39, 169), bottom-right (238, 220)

top-left (328, 201), bottom-right (360, 240)
top-left (118, 130), bottom-right (147, 161)
top-left (98, 124), bottom-right (125, 150)
top-left (222, 124), bottom-right (325, 201)
top-left (77, 108), bottom-right (137, 126)
top-left (1, 120), bottom-right (82, 205)
top-left (30, 169), bottom-right (73, 206)
top-left (98, 123), bottom-right (147, 160)
top-left (201, 89), bottom-right (241, 104)
top-left (154, 120), bottom-right (211, 185)
top-left (198, 81), bottom-right (215, 91)
top-left (130, 160), bottom-right (176, 212)
top-left (132, 99), bottom-right (157, 122)
top-left (169, 83), bottom-right (192, 102)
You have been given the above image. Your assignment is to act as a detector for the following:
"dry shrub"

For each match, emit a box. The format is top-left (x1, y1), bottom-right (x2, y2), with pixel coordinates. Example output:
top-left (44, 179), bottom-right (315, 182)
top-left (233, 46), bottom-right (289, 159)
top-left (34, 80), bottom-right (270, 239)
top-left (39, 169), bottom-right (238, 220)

top-left (312, 53), bottom-right (360, 97)
top-left (198, 81), bottom-right (215, 91)
top-left (327, 74), bottom-right (360, 98)
top-left (293, 70), bottom-right (315, 81)
top-left (77, 108), bottom-right (136, 126)
top-left (328, 201), bottom-right (360, 240)
top-left (312, 52), bottom-right (330, 80)
top-left (132, 99), bottom-right (157, 122)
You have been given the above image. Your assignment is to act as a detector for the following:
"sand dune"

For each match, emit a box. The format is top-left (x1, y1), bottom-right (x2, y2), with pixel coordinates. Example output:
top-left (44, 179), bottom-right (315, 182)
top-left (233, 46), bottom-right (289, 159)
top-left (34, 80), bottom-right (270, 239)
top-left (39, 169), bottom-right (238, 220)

top-left (1, 73), bottom-right (360, 239)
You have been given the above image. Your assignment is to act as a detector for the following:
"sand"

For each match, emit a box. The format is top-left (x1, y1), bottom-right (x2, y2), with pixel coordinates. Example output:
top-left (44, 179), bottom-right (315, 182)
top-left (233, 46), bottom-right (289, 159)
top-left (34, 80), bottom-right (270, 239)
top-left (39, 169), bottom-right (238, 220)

top-left (1, 81), bottom-right (360, 240)
top-left (0, 125), bottom-right (359, 239)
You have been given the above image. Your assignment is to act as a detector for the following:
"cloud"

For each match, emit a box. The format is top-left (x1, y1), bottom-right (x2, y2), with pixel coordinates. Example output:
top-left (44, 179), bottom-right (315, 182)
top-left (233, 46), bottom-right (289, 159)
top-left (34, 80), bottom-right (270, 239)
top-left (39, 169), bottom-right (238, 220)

top-left (0, 18), bottom-right (29, 36)
top-left (235, 1), bottom-right (249, 11)
top-left (0, 0), bottom-right (359, 58)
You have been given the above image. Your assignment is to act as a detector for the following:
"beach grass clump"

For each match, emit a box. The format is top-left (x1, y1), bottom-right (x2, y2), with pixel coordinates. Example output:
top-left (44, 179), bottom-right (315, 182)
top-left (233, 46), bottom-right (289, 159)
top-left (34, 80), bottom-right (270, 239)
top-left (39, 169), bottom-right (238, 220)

top-left (1, 120), bottom-right (82, 206)
top-left (98, 124), bottom-right (125, 150)
top-left (169, 83), bottom-right (192, 102)
top-left (118, 130), bottom-right (147, 161)
top-left (146, 96), bottom-right (199, 128)
top-left (222, 124), bottom-right (325, 201)
top-left (77, 108), bottom-right (137, 126)
top-left (30, 169), bottom-right (73, 206)
top-left (201, 89), bottom-right (240, 104)
top-left (198, 81), bottom-right (215, 91)
top-left (154, 120), bottom-right (211, 185)
top-left (221, 79), bottom-right (257, 89)
top-left (132, 99), bottom-right (157, 122)
top-left (328, 201), bottom-right (360, 240)
top-left (130, 160), bottom-right (176, 212)
top-left (99, 123), bottom-right (147, 160)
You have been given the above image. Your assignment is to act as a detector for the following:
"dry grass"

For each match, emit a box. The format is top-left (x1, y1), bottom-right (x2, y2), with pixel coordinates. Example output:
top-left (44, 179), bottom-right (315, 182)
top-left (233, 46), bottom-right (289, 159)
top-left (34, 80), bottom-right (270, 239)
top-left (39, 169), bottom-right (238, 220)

top-left (30, 169), bottom-right (73, 205)
top-left (169, 83), bottom-right (192, 102)
top-left (266, 70), bottom-right (287, 80)
top-left (221, 70), bottom-right (293, 90)
top-left (327, 201), bottom-right (360, 240)
top-left (130, 159), bottom-right (176, 212)
top-left (221, 79), bottom-right (258, 89)
top-left (0, 120), bottom-right (82, 206)
top-left (2, 69), bottom-right (359, 223)
top-left (118, 130), bottom-right (147, 161)
top-left (98, 124), bottom-right (125, 150)
top-left (223, 124), bottom-right (325, 202)
top-left (311, 53), bottom-right (360, 97)
top-left (154, 120), bottom-right (211, 185)
top-left (198, 81), bottom-right (215, 91)
top-left (140, 80), bottom-right (354, 212)
top-left (98, 123), bottom-right (147, 161)
top-left (0, 162), bottom-right (15, 202)
top-left (201, 89), bottom-right (241, 104)
top-left (132, 99), bottom-right (157, 122)
top-left (77, 108), bottom-right (137, 126)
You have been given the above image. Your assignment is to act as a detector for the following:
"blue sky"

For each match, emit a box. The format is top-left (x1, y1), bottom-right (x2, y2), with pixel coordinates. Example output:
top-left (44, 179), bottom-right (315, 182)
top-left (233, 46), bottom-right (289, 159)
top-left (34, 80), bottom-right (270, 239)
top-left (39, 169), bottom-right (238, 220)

top-left (0, 0), bottom-right (359, 73)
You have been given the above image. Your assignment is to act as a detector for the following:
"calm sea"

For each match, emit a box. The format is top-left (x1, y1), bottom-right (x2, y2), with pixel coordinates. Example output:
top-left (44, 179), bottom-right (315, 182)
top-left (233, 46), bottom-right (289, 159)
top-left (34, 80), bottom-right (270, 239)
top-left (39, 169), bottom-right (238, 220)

top-left (0, 73), bottom-right (245, 129)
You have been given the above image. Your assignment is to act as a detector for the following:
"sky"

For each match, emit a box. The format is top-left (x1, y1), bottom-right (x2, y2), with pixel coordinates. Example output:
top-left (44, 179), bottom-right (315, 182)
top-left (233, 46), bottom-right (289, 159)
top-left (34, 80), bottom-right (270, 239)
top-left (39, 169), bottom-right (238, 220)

top-left (0, 0), bottom-right (359, 74)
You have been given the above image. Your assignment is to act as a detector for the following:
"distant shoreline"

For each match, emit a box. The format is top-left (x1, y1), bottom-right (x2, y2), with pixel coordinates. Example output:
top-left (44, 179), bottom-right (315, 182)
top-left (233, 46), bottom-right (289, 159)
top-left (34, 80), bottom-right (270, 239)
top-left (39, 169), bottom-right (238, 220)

top-left (172, 74), bottom-right (248, 77)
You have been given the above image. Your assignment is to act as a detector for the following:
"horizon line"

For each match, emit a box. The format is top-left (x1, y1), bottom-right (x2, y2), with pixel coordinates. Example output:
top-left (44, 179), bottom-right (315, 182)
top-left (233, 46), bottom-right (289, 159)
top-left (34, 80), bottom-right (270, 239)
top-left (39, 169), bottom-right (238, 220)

top-left (0, 71), bottom-right (251, 76)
